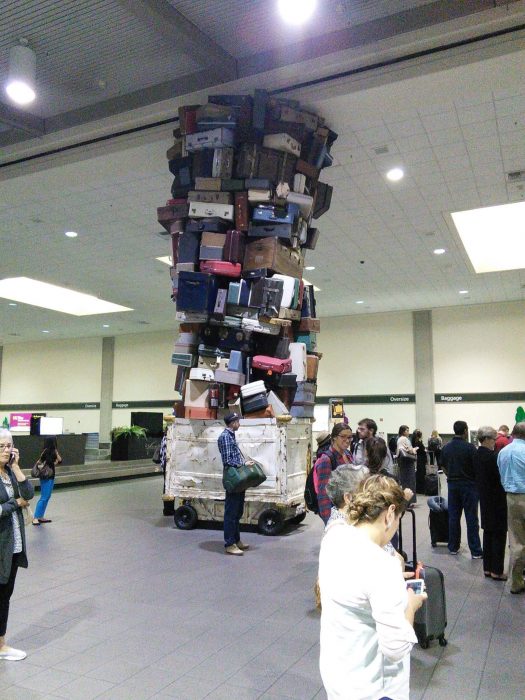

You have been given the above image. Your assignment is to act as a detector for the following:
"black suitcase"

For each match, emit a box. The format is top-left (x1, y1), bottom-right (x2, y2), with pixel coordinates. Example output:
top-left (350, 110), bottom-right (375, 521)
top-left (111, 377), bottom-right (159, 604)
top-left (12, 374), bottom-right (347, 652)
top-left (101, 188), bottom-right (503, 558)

top-left (429, 509), bottom-right (449, 547)
top-left (425, 473), bottom-right (439, 496)
top-left (398, 508), bottom-right (448, 649)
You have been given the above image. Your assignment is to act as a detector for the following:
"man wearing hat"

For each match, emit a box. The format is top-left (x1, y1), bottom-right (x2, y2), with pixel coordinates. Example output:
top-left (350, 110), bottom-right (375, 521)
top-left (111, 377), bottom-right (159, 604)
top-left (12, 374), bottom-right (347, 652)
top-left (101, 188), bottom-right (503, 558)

top-left (316, 431), bottom-right (332, 459)
top-left (218, 413), bottom-right (250, 556)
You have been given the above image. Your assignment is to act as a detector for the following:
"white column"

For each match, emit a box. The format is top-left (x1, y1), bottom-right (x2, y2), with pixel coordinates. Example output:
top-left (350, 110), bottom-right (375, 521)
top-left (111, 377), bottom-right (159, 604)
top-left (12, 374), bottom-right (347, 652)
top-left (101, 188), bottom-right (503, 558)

top-left (413, 310), bottom-right (435, 437)
top-left (99, 337), bottom-right (115, 446)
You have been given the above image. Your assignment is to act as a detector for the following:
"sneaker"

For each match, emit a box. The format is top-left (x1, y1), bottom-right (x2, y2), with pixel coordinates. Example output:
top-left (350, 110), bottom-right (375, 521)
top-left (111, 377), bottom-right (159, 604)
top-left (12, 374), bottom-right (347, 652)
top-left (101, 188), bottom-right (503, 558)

top-left (0, 646), bottom-right (26, 661)
top-left (237, 541), bottom-right (250, 551)
top-left (225, 544), bottom-right (243, 556)
top-left (472, 554), bottom-right (483, 559)
top-left (449, 550), bottom-right (459, 555)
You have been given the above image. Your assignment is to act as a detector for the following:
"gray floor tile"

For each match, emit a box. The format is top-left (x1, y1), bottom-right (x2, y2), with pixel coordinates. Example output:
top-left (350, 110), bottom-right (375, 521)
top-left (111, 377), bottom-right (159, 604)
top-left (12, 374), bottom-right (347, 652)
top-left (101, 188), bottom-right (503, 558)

top-left (15, 667), bottom-right (77, 693)
top-left (266, 670), bottom-right (323, 700)
top-left (84, 657), bottom-right (144, 683)
top-left (160, 674), bottom-right (221, 699)
top-left (0, 686), bottom-right (49, 700)
top-left (203, 682), bottom-right (262, 699)
top-left (51, 676), bottom-right (115, 699)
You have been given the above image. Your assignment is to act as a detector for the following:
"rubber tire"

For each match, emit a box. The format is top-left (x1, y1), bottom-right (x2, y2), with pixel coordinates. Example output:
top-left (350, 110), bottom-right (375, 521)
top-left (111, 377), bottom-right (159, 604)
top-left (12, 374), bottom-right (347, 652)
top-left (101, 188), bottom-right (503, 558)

top-left (163, 501), bottom-right (175, 517)
top-left (438, 636), bottom-right (448, 647)
top-left (419, 639), bottom-right (430, 649)
top-left (293, 512), bottom-right (307, 525)
top-left (174, 505), bottom-right (198, 530)
top-left (258, 508), bottom-right (284, 536)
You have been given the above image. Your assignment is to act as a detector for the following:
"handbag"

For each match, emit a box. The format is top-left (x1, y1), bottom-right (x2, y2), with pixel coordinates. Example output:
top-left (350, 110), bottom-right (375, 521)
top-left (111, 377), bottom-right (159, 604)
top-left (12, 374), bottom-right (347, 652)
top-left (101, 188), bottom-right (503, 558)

top-left (400, 449), bottom-right (417, 461)
top-left (222, 459), bottom-right (267, 493)
top-left (31, 456), bottom-right (54, 479)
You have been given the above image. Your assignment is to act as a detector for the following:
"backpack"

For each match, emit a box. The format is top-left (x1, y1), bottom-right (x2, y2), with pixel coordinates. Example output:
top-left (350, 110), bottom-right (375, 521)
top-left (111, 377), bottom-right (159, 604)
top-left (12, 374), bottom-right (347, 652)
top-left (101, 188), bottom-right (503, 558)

top-left (388, 436), bottom-right (398, 456)
top-left (304, 450), bottom-right (339, 514)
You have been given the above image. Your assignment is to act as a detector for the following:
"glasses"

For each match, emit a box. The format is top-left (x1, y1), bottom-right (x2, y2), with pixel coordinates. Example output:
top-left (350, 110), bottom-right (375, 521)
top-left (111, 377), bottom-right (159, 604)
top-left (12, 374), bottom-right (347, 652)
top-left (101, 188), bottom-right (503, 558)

top-left (338, 435), bottom-right (352, 442)
top-left (0, 444), bottom-right (13, 451)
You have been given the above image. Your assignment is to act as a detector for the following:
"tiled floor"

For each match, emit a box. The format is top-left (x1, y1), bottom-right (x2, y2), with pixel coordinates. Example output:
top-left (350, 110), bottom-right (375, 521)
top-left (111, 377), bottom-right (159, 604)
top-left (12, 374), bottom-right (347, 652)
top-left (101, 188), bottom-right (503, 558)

top-left (1, 476), bottom-right (523, 699)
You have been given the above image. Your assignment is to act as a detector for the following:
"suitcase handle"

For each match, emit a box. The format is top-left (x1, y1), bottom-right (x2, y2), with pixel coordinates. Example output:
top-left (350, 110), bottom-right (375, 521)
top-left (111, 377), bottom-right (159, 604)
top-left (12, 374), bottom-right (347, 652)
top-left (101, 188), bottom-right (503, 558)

top-left (397, 507), bottom-right (417, 568)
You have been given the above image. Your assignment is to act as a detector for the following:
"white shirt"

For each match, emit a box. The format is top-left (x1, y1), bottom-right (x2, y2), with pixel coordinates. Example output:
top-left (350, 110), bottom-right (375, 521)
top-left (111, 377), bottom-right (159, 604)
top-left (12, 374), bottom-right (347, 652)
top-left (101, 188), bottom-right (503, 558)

top-left (319, 522), bottom-right (417, 700)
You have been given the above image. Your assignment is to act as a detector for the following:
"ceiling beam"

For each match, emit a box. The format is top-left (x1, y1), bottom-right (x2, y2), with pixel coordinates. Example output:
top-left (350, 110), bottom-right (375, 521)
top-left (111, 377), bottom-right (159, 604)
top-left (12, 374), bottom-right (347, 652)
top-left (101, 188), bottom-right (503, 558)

top-left (115, 0), bottom-right (237, 80)
top-left (0, 103), bottom-right (45, 136)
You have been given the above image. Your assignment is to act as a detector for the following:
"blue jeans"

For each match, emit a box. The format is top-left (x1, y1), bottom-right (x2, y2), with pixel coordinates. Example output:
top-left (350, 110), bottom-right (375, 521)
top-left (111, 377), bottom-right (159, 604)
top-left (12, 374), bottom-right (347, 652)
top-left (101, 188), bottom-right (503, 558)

top-left (34, 478), bottom-right (55, 519)
top-left (224, 490), bottom-right (245, 547)
top-left (448, 480), bottom-right (482, 555)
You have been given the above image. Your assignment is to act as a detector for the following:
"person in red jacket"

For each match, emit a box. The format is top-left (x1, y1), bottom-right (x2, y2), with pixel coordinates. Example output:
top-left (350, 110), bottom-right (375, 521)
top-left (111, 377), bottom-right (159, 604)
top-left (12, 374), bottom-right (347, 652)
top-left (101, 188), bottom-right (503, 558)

top-left (314, 423), bottom-right (353, 524)
top-left (495, 425), bottom-right (511, 454)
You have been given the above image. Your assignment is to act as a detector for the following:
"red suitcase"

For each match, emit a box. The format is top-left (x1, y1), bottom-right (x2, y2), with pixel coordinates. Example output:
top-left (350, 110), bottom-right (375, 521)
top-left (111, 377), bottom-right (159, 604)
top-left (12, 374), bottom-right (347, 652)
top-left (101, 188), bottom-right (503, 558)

top-left (235, 192), bottom-right (249, 231)
top-left (252, 355), bottom-right (292, 374)
top-left (224, 230), bottom-right (246, 264)
top-left (199, 261), bottom-right (241, 278)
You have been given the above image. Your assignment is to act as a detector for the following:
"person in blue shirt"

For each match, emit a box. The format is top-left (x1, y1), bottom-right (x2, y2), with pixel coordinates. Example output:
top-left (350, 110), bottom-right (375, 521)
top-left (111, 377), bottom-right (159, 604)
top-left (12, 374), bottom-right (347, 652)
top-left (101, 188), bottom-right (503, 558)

top-left (497, 421), bottom-right (525, 594)
top-left (218, 413), bottom-right (250, 556)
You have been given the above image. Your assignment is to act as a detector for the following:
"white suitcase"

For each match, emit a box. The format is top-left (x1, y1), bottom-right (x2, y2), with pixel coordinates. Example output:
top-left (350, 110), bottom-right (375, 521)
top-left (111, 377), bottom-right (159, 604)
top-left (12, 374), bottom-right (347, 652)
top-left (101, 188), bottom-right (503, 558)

top-left (214, 369), bottom-right (245, 386)
top-left (272, 274), bottom-right (298, 309)
top-left (185, 128), bottom-right (235, 152)
top-left (176, 331), bottom-right (198, 345)
top-left (263, 133), bottom-right (301, 157)
top-left (241, 318), bottom-right (280, 335)
top-left (289, 342), bottom-right (307, 382)
top-left (286, 192), bottom-right (313, 218)
top-left (240, 380), bottom-right (266, 398)
top-left (248, 189), bottom-right (272, 203)
top-left (267, 390), bottom-right (289, 416)
top-left (189, 367), bottom-right (214, 382)
top-left (188, 201), bottom-right (234, 221)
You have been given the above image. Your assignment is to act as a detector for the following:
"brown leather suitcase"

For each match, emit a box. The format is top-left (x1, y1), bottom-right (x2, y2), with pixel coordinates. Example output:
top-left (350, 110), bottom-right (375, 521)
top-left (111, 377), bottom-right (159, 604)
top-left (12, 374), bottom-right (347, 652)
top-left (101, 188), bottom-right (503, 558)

top-left (299, 317), bottom-right (320, 332)
top-left (178, 105), bottom-right (200, 135)
top-left (194, 177), bottom-right (221, 191)
top-left (234, 192), bottom-right (249, 231)
top-left (243, 238), bottom-right (304, 277)
top-left (295, 159), bottom-right (320, 181)
top-left (306, 354), bottom-right (319, 381)
top-left (157, 202), bottom-right (189, 232)
top-left (224, 229), bottom-right (246, 264)
top-left (188, 191), bottom-right (233, 205)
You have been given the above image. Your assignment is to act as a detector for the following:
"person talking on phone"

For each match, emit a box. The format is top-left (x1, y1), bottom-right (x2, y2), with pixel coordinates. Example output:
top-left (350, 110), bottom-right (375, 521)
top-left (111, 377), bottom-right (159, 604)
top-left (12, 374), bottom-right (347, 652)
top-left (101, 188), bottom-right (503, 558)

top-left (32, 436), bottom-right (62, 526)
top-left (319, 474), bottom-right (426, 700)
top-left (0, 429), bottom-right (34, 661)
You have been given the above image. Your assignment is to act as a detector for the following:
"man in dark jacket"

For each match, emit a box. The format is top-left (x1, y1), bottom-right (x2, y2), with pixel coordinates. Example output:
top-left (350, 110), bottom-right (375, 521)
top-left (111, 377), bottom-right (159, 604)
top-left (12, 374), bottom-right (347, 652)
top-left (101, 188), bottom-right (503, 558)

top-left (440, 420), bottom-right (483, 558)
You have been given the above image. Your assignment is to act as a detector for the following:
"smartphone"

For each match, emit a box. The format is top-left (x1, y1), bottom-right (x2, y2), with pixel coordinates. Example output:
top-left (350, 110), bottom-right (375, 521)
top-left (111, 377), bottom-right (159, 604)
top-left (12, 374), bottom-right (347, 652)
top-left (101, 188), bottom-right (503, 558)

top-left (7, 440), bottom-right (15, 466)
top-left (406, 579), bottom-right (425, 595)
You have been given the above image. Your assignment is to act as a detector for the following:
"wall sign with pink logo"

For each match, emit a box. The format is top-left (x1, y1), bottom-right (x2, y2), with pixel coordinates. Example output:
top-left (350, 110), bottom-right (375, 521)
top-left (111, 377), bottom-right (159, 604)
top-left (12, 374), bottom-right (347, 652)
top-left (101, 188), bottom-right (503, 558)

top-left (9, 413), bottom-right (32, 432)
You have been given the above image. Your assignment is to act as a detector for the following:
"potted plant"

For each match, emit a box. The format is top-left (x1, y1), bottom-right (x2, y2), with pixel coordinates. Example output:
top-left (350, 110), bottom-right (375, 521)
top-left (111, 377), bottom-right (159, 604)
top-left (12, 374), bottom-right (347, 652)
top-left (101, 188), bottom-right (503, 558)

top-left (110, 425), bottom-right (147, 461)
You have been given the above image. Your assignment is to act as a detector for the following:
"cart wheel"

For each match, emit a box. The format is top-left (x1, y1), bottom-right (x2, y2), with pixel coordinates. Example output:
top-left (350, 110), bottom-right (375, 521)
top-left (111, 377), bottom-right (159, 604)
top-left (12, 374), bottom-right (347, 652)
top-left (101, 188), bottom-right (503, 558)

top-left (163, 501), bottom-right (175, 517)
top-left (438, 635), bottom-right (448, 647)
top-left (419, 638), bottom-right (430, 649)
top-left (258, 509), bottom-right (284, 536)
top-left (293, 512), bottom-right (307, 525)
top-left (174, 505), bottom-right (198, 530)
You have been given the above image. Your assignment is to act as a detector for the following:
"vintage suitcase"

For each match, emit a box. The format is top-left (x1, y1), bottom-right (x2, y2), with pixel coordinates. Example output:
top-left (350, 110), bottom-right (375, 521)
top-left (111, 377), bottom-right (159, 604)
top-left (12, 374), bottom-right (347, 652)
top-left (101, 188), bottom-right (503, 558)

top-left (245, 178), bottom-right (272, 189)
top-left (157, 203), bottom-right (189, 232)
top-left (217, 328), bottom-right (254, 353)
top-left (199, 245), bottom-right (224, 261)
top-left (224, 229), bottom-right (246, 264)
top-left (294, 331), bottom-right (317, 352)
top-left (249, 277), bottom-right (284, 317)
top-left (221, 179), bottom-right (245, 191)
top-left (196, 103), bottom-right (237, 130)
top-left (184, 407), bottom-right (218, 420)
top-left (194, 177), bottom-right (222, 191)
top-left (263, 132), bottom-right (301, 157)
top-left (186, 218), bottom-right (229, 234)
top-left (247, 223), bottom-right (293, 241)
top-left (228, 350), bottom-right (244, 373)
top-left (214, 368), bottom-right (245, 386)
top-left (189, 201), bottom-right (234, 221)
top-left (313, 182), bottom-right (333, 219)
top-left (243, 405), bottom-right (275, 419)
top-left (299, 317), bottom-right (321, 332)
top-left (252, 89), bottom-right (268, 131)
top-left (293, 381), bottom-right (316, 404)
top-left (166, 138), bottom-right (184, 161)
top-left (200, 261), bottom-right (241, 277)
top-left (301, 284), bottom-right (317, 318)
top-left (178, 105), bottom-right (200, 135)
top-left (234, 192), bottom-right (249, 231)
top-left (241, 318), bottom-right (280, 335)
top-left (240, 380), bottom-right (267, 398)
top-left (185, 128), bottom-right (235, 152)
top-left (212, 147), bottom-right (234, 179)
top-left (208, 94), bottom-right (253, 127)
top-left (191, 150), bottom-right (214, 178)
top-left (175, 262), bottom-right (196, 273)
top-left (279, 105), bottom-right (318, 131)
top-left (295, 159), bottom-right (320, 182)
top-left (252, 203), bottom-right (299, 225)
top-left (289, 342), bottom-right (307, 382)
top-left (227, 279), bottom-right (250, 306)
top-left (286, 192), bottom-right (313, 218)
top-left (169, 157), bottom-right (193, 197)
top-left (271, 274), bottom-right (298, 309)
top-left (201, 232), bottom-right (227, 247)
top-left (188, 190), bottom-right (233, 205)
top-left (178, 230), bottom-right (201, 265)
top-left (256, 148), bottom-right (285, 182)
top-left (212, 288), bottom-right (228, 321)
top-left (248, 189), bottom-right (272, 203)
top-left (243, 238), bottom-right (304, 277)
top-left (304, 227), bottom-right (320, 250)
top-left (176, 271), bottom-right (218, 313)
top-left (252, 356), bottom-right (292, 374)
top-left (293, 173), bottom-right (307, 193)
top-left (174, 367), bottom-right (189, 395)
top-left (290, 404), bottom-right (315, 418)
top-left (242, 393), bottom-right (269, 414)
top-left (189, 367), bottom-right (215, 382)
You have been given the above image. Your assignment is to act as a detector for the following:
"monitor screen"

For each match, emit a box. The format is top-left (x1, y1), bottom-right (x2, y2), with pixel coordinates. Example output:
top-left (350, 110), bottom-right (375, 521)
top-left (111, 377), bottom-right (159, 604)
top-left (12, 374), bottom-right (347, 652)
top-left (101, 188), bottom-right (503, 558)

top-left (39, 416), bottom-right (64, 436)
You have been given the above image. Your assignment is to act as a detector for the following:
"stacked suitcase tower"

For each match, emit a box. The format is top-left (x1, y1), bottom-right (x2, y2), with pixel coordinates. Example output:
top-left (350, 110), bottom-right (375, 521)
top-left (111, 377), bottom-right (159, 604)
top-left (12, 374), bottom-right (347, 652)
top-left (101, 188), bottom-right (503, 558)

top-left (157, 90), bottom-right (336, 422)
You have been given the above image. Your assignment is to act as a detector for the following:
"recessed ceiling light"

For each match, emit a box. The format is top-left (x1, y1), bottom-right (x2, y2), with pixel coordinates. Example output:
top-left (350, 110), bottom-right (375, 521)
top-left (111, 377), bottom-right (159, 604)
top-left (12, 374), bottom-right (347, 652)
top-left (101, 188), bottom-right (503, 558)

top-left (355, 300), bottom-right (364, 304)
top-left (8, 302), bottom-right (17, 307)
top-left (386, 167), bottom-right (404, 182)
top-left (277, 0), bottom-right (317, 25)
top-left (305, 266), bottom-right (316, 271)
top-left (459, 290), bottom-right (469, 295)
top-left (0, 278), bottom-right (133, 316)
top-left (451, 201), bottom-right (525, 273)
top-left (433, 248), bottom-right (446, 255)
top-left (156, 256), bottom-right (172, 266)
top-left (65, 231), bottom-right (78, 238)
top-left (102, 324), bottom-right (110, 328)
top-left (41, 330), bottom-right (50, 333)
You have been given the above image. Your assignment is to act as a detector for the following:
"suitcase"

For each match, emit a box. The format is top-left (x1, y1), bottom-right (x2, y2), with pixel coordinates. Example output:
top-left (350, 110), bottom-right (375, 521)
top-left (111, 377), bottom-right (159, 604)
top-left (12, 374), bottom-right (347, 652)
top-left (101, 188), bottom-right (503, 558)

top-left (286, 192), bottom-right (313, 218)
top-left (174, 366), bottom-right (189, 395)
top-left (212, 288), bottom-right (228, 320)
top-left (279, 105), bottom-right (318, 131)
top-left (306, 354), bottom-right (319, 381)
top-left (242, 393), bottom-right (269, 414)
top-left (189, 368), bottom-right (214, 382)
top-left (185, 128), bottom-right (235, 152)
top-left (313, 182), bottom-right (333, 219)
top-left (245, 178), bottom-right (272, 189)
top-left (429, 509), bottom-right (449, 547)
top-left (212, 147), bottom-right (234, 179)
top-left (240, 380), bottom-right (266, 398)
top-left (177, 230), bottom-right (201, 265)
top-left (208, 94), bottom-right (253, 127)
top-left (194, 177), bottom-right (221, 191)
top-left (168, 157), bottom-right (193, 196)
top-left (199, 261), bottom-right (241, 278)
top-left (263, 132), bottom-right (301, 157)
top-left (176, 272), bottom-right (218, 313)
top-left (201, 232), bottom-right (227, 247)
top-left (293, 173), bottom-right (306, 193)
top-left (191, 150), bottom-right (215, 178)
top-left (224, 229), bottom-right (246, 264)
top-left (188, 202), bottom-right (234, 221)
top-left (304, 227), bottom-right (320, 251)
top-left (222, 179), bottom-right (245, 192)
top-left (184, 407), bottom-right (217, 420)
top-left (398, 509), bottom-right (448, 649)
top-left (301, 284), bottom-right (317, 318)
top-left (253, 89), bottom-right (268, 130)
top-left (252, 203), bottom-right (299, 225)
top-left (185, 218), bottom-right (229, 234)
top-left (243, 405), bottom-right (275, 419)
top-left (294, 331), bottom-right (317, 352)
top-left (248, 223), bottom-right (293, 241)
top-left (271, 275), bottom-right (298, 309)
top-left (248, 189), bottom-right (272, 203)
top-left (299, 317), bottom-right (320, 332)
top-left (175, 311), bottom-right (209, 323)
top-left (188, 190), bottom-right (233, 205)
top-left (178, 105), bottom-right (200, 135)
top-left (295, 158), bottom-right (320, 182)
top-left (171, 353), bottom-right (194, 368)
top-left (293, 381), bottom-right (316, 404)
top-left (289, 342), bottom-right (307, 382)
top-left (252, 356), bottom-right (292, 374)
top-left (227, 279), bottom-right (250, 306)
top-left (243, 238), bottom-right (304, 277)
top-left (166, 138), bottom-right (184, 161)
top-left (290, 404), bottom-right (315, 418)
top-left (199, 245), bottom-right (224, 261)
top-left (157, 203), bottom-right (189, 232)
top-left (249, 277), bottom-right (284, 317)
top-left (234, 193), bottom-right (249, 231)
top-left (228, 350), bottom-right (244, 373)
top-left (214, 368), bottom-right (245, 386)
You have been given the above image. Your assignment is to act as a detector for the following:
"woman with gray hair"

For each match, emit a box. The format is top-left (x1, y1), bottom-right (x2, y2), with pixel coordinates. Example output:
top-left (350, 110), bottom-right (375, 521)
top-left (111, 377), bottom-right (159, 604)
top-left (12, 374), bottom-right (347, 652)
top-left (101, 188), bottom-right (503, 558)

top-left (474, 426), bottom-right (508, 580)
top-left (325, 464), bottom-right (369, 525)
top-left (0, 429), bottom-right (34, 660)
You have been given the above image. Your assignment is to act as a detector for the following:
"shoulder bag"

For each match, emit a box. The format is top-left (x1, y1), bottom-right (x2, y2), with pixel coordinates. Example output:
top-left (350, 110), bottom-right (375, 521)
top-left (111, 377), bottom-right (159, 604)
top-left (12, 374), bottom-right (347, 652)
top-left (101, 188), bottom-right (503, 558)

top-left (31, 454), bottom-right (54, 479)
top-left (222, 457), bottom-right (267, 493)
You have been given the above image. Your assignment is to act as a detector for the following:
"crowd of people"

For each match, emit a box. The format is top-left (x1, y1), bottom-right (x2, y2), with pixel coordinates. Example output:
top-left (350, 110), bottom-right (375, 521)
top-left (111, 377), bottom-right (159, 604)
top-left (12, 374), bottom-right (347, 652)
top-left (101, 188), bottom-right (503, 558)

top-left (312, 418), bottom-right (525, 700)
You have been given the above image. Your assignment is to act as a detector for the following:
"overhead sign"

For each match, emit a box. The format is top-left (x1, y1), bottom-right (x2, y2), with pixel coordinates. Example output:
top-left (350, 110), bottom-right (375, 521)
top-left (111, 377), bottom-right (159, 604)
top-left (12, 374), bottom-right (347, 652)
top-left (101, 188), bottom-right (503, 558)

top-left (9, 412), bottom-right (32, 431)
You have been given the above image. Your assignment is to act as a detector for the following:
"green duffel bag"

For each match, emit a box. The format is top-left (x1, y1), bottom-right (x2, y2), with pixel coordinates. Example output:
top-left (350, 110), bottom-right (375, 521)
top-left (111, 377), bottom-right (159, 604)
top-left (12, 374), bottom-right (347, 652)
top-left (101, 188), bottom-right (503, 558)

top-left (222, 460), bottom-right (267, 493)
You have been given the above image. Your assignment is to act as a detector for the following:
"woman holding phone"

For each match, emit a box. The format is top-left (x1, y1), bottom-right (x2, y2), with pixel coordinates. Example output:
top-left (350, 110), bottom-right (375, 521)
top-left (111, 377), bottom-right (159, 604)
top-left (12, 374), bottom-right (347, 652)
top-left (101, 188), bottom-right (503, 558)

top-left (32, 436), bottom-right (61, 526)
top-left (0, 429), bottom-right (34, 661)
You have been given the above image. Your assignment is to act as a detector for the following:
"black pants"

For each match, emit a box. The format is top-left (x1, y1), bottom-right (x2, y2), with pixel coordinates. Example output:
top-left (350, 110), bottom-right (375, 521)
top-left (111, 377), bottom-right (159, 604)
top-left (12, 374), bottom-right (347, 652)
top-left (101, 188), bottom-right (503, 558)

top-left (482, 530), bottom-right (507, 576)
top-left (0, 553), bottom-right (21, 637)
top-left (398, 458), bottom-right (417, 504)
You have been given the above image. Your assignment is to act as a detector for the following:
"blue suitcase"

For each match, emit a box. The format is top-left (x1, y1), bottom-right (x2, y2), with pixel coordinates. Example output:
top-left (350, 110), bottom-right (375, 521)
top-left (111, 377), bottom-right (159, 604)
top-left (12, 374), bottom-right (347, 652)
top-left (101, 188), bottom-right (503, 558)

top-left (185, 218), bottom-right (229, 234)
top-left (176, 272), bottom-right (218, 314)
top-left (178, 231), bottom-right (201, 264)
top-left (248, 223), bottom-right (293, 240)
top-left (252, 203), bottom-right (300, 225)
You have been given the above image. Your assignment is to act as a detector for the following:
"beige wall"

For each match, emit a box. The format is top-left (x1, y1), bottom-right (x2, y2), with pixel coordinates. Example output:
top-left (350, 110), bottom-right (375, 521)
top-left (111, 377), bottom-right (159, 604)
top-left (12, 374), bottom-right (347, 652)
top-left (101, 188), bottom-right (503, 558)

top-left (113, 331), bottom-right (173, 401)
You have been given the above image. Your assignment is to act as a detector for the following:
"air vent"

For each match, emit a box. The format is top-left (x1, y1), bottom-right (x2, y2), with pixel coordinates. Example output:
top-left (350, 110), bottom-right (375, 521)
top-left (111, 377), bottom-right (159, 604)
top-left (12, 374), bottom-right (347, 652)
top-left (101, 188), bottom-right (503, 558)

top-left (507, 170), bottom-right (525, 183)
top-left (373, 145), bottom-right (389, 155)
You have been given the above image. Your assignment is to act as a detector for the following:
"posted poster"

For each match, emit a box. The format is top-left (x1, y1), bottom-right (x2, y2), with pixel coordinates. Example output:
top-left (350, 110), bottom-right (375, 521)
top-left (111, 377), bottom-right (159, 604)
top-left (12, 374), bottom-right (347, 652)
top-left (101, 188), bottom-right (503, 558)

top-left (9, 412), bottom-right (32, 432)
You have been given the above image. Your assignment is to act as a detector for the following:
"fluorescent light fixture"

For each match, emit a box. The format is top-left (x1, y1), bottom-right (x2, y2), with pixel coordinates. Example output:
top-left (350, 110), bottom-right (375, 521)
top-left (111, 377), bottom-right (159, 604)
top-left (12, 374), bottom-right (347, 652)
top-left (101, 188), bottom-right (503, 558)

top-left (305, 266), bottom-right (316, 271)
top-left (65, 231), bottom-right (78, 238)
top-left (459, 290), bottom-right (469, 295)
top-left (451, 201), bottom-right (525, 273)
top-left (0, 278), bottom-right (133, 316)
top-left (102, 324), bottom-right (110, 328)
top-left (156, 256), bottom-right (172, 266)
top-left (5, 42), bottom-right (36, 105)
top-left (386, 167), bottom-right (404, 182)
top-left (8, 302), bottom-right (17, 307)
top-left (433, 248), bottom-right (446, 255)
top-left (302, 278), bottom-right (321, 292)
top-left (278, 0), bottom-right (316, 25)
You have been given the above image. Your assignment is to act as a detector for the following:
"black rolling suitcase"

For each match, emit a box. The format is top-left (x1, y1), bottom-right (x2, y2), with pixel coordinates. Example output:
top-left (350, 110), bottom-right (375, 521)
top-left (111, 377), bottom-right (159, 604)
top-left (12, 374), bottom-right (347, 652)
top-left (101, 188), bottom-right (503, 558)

top-left (398, 508), bottom-right (448, 649)
top-left (428, 471), bottom-right (449, 547)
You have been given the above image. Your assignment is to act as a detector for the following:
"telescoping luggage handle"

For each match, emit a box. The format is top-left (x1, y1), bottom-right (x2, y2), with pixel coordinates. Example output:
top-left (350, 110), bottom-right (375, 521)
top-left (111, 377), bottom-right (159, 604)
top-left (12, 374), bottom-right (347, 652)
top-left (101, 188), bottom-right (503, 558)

top-left (398, 507), bottom-right (418, 571)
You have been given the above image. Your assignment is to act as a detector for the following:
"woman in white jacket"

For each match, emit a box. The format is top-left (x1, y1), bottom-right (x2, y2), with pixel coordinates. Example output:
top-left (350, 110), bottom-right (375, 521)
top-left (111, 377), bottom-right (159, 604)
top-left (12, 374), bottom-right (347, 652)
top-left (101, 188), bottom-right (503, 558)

top-left (319, 475), bottom-right (425, 700)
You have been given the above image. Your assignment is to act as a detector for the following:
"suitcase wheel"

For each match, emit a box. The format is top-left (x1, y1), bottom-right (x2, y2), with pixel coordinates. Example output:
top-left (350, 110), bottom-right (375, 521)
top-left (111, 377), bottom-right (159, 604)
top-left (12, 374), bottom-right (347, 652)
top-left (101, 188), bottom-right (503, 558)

top-left (438, 635), bottom-right (448, 647)
top-left (419, 638), bottom-right (430, 649)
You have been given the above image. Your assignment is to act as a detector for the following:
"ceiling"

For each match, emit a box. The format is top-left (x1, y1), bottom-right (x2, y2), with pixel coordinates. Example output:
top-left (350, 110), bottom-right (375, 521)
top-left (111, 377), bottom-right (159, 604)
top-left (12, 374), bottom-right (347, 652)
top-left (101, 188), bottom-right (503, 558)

top-left (1, 0), bottom-right (525, 344)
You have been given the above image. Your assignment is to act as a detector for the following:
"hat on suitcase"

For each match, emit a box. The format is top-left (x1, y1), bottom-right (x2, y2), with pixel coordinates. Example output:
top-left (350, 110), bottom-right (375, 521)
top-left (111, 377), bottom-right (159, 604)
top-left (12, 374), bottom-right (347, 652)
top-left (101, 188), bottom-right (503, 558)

top-left (316, 431), bottom-right (331, 448)
top-left (224, 412), bottom-right (240, 426)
